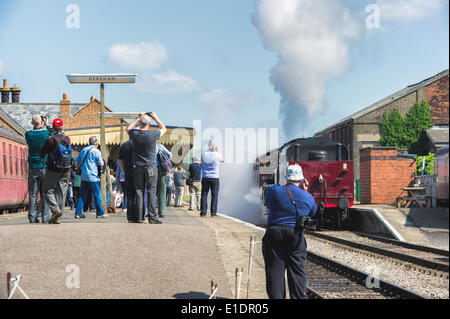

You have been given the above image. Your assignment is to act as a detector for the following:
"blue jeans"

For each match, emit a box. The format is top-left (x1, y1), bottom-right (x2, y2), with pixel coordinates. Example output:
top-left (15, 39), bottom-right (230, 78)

top-left (166, 186), bottom-right (173, 206)
top-left (75, 181), bottom-right (105, 217)
top-left (201, 178), bottom-right (220, 216)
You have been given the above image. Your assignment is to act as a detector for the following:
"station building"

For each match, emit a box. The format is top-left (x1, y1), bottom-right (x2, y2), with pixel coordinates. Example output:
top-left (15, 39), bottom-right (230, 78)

top-left (314, 69), bottom-right (449, 179)
top-left (0, 80), bottom-right (194, 164)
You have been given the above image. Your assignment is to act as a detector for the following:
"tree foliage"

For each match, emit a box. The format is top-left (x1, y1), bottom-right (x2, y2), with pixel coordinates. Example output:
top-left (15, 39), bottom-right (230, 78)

top-left (405, 101), bottom-right (433, 155)
top-left (416, 153), bottom-right (435, 176)
top-left (379, 101), bottom-right (433, 155)
top-left (379, 108), bottom-right (407, 149)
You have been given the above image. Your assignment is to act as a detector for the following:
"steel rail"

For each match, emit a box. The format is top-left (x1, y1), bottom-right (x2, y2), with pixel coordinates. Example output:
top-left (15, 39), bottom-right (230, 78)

top-left (351, 231), bottom-right (449, 257)
top-left (306, 231), bottom-right (449, 274)
top-left (306, 251), bottom-right (429, 299)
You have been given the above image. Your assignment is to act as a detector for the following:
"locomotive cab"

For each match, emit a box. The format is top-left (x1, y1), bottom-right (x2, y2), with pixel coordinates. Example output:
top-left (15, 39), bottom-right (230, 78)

top-left (279, 138), bottom-right (354, 229)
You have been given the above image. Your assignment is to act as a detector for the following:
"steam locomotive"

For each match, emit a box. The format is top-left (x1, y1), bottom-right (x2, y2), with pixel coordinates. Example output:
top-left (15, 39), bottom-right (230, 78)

top-left (255, 137), bottom-right (354, 229)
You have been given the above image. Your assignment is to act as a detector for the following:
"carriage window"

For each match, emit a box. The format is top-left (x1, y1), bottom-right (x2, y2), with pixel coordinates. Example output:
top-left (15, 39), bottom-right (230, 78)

top-left (15, 158), bottom-right (18, 176)
top-left (0, 143), bottom-right (2, 177)
top-left (24, 151), bottom-right (28, 175)
top-left (10, 155), bottom-right (12, 175)
top-left (3, 155), bottom-right (6, 175)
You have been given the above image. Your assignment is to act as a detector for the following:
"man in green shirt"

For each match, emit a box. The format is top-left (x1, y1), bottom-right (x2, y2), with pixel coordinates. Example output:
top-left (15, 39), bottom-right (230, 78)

top-left (25, 115), bottom-right (52, 223)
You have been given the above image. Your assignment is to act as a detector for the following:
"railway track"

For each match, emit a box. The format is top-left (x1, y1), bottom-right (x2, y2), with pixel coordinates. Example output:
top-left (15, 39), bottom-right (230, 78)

top-left (305, 251), bottom-right (428, 299)
top-left (305, 231), bottom-right (449, 277)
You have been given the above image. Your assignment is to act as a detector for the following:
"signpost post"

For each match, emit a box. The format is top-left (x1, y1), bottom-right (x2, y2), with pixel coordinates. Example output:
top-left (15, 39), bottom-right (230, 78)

top-left (66, 73), bottom-right (137, 212)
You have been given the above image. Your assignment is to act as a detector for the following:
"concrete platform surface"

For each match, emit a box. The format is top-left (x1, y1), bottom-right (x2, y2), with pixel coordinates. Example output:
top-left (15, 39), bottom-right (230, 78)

top-left (355, 205), bottom-right (449, 249)
top-left (0, 208), bottom-right (236, 299)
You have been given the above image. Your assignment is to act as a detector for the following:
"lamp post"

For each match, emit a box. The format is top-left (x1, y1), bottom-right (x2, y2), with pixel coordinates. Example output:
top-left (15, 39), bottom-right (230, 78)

top-left (66, 73), bottom-right (137, 212)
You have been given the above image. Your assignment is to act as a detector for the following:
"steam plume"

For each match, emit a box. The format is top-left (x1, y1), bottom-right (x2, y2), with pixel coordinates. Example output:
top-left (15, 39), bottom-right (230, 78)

top-left (253, 0), bottom-right (360, 139)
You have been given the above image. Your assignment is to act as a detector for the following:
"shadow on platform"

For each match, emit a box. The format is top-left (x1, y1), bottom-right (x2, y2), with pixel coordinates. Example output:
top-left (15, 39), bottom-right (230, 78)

top-left (172, 291), bottom-right (227, 299)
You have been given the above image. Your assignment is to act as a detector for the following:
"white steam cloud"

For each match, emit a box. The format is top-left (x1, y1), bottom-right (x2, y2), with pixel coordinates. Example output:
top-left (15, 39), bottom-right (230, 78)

top-left (253, 0), bottom-right (360, 139)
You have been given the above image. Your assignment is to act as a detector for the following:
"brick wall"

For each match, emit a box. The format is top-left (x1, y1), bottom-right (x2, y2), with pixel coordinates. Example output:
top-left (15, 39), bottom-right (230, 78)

top-left (426, 75), bottom-right (449, 125)
top-left (360, 147), bottom-right (416, 204)
top-left (62, 99), bottom-right (121, 129)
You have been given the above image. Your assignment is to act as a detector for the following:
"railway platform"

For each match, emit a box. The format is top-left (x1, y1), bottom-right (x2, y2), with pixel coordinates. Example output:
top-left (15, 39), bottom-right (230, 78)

top-left (353, 204), bottom-right (449, 249)
top-left (0, 207), bottom-right (266, 299)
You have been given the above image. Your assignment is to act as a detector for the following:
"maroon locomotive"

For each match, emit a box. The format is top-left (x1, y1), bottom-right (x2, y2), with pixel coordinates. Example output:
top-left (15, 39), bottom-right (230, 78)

top-left (0, 127), bottom-right (29, 212)
top-left (255, 137), bottom-right (354, 228)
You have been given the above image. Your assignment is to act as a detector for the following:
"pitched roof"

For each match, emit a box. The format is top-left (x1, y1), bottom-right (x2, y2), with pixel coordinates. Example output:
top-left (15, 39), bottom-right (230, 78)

top-left (0, 126), bottom-right (26, 143)
top-left (0, 103), bottom-right (84, 131)
top-left (315, 69), bottom-right (449, 136)
top-left (0, 108), bottom-right (26, 135)
top-left (70, 98), bottom-right (114, 118)
top-left (426, 126), bottom-right (449, 146)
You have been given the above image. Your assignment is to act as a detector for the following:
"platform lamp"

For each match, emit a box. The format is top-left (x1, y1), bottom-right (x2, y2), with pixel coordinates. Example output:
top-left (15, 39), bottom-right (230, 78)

top-left (66, 73), bottom-right (137, 212)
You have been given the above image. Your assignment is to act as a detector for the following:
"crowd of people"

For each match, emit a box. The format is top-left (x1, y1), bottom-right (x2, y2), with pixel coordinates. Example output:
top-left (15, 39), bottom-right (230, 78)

top-left (25, 112), bottom-right (313, 299)
top-left (25, 112), bottom-right (225, 225)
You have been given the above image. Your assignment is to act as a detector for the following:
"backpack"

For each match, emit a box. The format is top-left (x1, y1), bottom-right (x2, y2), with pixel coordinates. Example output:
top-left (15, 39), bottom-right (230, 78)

top-left (157, 149), bottom-right (172, 173)
top-left (49, 134), bottom-right (73, 171)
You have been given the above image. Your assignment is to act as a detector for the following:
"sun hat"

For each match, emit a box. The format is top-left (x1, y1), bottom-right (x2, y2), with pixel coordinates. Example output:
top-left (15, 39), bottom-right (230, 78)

top-left (285, 164), bottom-right (304, 181)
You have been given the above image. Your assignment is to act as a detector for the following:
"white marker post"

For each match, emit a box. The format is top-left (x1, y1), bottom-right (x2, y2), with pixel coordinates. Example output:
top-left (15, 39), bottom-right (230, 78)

top-left (66, 74), bottom-right (137, 212)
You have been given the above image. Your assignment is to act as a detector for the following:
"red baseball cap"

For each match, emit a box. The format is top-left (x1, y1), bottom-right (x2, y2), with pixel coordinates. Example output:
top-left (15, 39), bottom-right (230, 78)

top-left (52, 118), bottom-right (64, 127)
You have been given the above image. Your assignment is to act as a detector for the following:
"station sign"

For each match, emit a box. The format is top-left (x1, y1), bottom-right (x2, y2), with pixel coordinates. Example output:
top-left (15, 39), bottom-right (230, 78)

top-left (98, 112), bottom-right (142, 119)
top-left (66, 73), bottom-right (137, 83)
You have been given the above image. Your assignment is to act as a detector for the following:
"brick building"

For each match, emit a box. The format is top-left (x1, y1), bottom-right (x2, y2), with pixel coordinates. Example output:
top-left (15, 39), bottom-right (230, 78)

top-left (314, 69), bottom-right (449, 179)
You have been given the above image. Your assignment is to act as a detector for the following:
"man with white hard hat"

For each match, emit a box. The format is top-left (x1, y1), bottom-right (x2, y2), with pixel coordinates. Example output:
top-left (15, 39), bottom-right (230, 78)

top-left (262, 164), bottom-right (317, 299)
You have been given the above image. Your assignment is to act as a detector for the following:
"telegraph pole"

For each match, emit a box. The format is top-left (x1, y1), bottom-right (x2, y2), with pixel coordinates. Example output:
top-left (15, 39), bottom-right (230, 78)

top-left (100, 83), bottom-right (106, 211)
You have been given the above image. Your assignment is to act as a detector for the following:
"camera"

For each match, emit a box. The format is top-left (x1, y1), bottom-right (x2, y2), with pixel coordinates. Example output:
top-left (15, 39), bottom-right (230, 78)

top-left (295, 215), bottom-right (310, 232)
top-left (145, 112), bottom-right (153, 117)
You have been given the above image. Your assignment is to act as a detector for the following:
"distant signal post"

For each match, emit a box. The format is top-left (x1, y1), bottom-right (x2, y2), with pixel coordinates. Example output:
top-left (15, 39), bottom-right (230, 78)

top-left (66, 73), bottom-right (137, 212)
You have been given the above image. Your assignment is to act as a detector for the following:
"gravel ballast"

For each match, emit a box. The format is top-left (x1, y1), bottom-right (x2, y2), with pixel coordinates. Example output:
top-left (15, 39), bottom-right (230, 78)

top-left (306, 237), bottom-right (449, 299)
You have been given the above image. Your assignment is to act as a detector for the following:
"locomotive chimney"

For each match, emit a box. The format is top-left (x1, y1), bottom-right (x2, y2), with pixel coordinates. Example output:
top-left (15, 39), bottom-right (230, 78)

top-left (0, 79), bottom-right (10, 104)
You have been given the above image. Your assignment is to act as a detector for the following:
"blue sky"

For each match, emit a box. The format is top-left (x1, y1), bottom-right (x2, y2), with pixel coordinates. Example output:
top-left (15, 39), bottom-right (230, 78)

top-left (0, 0), bottom-right (448, 143)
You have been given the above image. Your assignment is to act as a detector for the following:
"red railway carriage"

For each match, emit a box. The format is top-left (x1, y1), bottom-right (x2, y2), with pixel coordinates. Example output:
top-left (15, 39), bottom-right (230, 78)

top-left (255, 137), bottom-right (354, 228)
top-left (0, 127), bottom-right (29, 211)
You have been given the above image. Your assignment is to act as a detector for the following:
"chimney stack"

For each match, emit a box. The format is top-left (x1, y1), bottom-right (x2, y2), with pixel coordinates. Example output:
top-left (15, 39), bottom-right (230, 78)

top-left (60, 93), bottom-right (71, 127)
top-left (0, 79), bottom-right (10, 104)
top-left (10, 84), bottom-right (21, 103)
